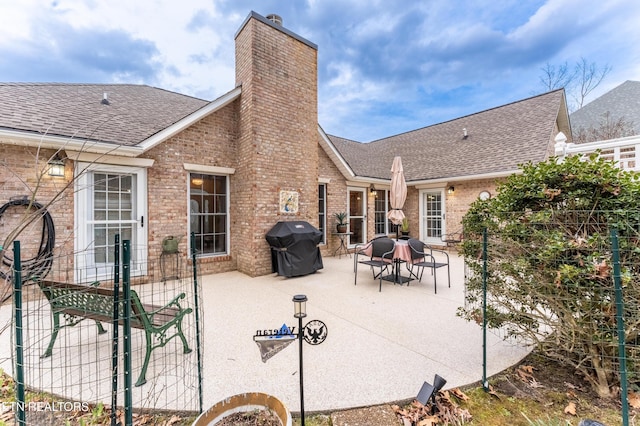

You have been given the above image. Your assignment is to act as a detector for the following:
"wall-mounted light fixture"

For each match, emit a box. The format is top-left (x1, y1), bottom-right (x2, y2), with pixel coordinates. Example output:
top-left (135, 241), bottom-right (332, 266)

top-left (47, 154), bottom-right (65, 177)
top-left (447, 186), bottom-right (455, 195)
top-left (370, 184), bottom-right (376, 194)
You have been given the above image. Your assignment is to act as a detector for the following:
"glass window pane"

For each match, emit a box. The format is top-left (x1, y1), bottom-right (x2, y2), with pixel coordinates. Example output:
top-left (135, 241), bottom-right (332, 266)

top-left (214, 195), bottom-right (226, 213)
top-left (190, 173), bottom-right (228, 255)
top-left (95, 227), bottom-right (106, 246)
top-left (95, 247), bottom-right (106, 263)
top-left (94, 174), bottom-right (106, 191)
top-left (121, 175), bottom-right (132, 191)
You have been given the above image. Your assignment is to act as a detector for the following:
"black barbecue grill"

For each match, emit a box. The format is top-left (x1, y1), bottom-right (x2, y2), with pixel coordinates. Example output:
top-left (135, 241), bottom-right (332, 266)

top-left (265, 221), bottom-right (324, 277)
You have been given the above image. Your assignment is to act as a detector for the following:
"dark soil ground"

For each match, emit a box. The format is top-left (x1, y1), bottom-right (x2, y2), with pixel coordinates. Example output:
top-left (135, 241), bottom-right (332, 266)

top-left (1, 351), bottom-right (634, 425)
top-left (329, 351), bottom-right (630, 426)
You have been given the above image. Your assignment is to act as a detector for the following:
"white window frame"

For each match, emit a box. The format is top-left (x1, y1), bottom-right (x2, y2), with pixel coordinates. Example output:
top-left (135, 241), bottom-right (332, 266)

top-left (74, 162), bottom-right (148, 282)
top-left (188, 173), bottom-right (230, 257)
top-left (373, 189), bottom-right (392, 236)
top-left (419, 188), bottom-right (446, 245)
top-left (347, 187), bottom-right (367, 246)
top-left (318, 183), bottom-right (327, 244)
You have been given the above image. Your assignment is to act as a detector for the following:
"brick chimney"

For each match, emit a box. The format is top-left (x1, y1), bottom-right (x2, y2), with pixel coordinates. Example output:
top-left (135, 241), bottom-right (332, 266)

top-left (234, 12), bottom-right (319, 276)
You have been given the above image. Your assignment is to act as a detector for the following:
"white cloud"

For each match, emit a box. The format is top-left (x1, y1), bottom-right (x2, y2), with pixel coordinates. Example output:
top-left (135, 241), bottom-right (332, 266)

top-left (1, 0), bottom-right (640, 140)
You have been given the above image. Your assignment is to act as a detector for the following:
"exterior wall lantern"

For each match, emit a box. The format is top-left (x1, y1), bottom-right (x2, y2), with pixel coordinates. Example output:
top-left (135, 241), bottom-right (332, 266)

top-left (447, 186), bottom-right (455, 195)
top-left (47, 154), bottom-right (65, 177)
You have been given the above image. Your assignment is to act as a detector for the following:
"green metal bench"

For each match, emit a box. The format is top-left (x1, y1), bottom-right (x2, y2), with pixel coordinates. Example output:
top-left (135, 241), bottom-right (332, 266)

top-left (37, 280), bottom-right (193, 387)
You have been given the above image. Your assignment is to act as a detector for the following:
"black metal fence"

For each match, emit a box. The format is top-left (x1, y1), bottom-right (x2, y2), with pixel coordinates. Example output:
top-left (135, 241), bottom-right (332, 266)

top-left (4, 234), bottom-right (203, 425)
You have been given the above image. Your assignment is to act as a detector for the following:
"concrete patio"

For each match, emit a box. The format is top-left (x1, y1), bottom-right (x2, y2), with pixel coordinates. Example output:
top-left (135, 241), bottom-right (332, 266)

top-left (0, 251), bottom-right (529, 415)
top-left (199, 251), bottom-right (529, 413)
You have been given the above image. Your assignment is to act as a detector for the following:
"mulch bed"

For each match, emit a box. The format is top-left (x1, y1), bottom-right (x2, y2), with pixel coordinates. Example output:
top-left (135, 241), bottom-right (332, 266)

top-left (214, 409), bottom-right (282, 425)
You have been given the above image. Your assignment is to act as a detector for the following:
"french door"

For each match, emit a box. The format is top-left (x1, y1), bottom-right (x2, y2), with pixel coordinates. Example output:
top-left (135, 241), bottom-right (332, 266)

top-left (347, 187), bottom-right (366, 246)
top-left (420, 189), bottom-right (445, 245)
top-left (75, 163), bottom-right (148, 281)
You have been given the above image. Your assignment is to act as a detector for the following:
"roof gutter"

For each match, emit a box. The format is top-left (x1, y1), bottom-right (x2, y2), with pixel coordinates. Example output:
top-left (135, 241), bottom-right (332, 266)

top-left (410, 169), bottom-right (521, 187)
top-left (0, 128), bottom-right (144, 157)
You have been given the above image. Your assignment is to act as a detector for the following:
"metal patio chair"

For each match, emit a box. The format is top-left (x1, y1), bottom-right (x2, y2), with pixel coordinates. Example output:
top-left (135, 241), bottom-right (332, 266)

top-left (354, 237), bottom-right (395, 292)
top-left (406, 238), bottom-right (450, 294)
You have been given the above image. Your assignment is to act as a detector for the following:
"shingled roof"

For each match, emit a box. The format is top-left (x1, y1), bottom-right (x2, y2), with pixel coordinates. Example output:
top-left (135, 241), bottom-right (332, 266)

top-left (1, 82), bottom-right (568, 183)
top-left (0, 83), bottom-right (208, 146)
top-left (327, 89), bottom-right (568, 182)
top-left (570, 80), bottom-right (640, 136)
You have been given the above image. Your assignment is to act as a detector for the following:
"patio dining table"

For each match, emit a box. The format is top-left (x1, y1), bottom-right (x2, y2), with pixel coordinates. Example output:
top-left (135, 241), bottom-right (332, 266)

top-left (362, 239), bottom-right (413, 285)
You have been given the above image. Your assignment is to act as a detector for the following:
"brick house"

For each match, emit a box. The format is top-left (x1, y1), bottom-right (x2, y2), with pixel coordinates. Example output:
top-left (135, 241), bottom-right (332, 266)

top-left (0, 12), bottom-right (571, 280)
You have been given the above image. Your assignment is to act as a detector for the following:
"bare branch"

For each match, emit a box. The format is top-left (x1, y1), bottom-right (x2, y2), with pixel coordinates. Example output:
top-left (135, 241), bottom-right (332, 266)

top-left (574, 57), bottom-right (612, 109)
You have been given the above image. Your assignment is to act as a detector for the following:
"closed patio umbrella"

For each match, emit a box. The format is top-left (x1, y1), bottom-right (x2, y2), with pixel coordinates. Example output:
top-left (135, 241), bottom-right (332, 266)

top-left (387, 156), bottom-right (407, 239)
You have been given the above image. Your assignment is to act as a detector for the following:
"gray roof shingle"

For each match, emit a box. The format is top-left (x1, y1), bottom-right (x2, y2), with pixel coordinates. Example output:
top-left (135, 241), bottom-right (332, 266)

top-left (328, 89), bottom-right (565, 181)
top-left (0, 83), bottom-right (208, 146)
top-left (570, 80), bottom-right (640, 137)
top-left (0, 83), bottom-right (566, 183)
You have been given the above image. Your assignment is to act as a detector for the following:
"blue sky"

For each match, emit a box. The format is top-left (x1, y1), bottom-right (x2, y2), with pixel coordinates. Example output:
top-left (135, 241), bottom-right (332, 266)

top-left (1, 0), bottom-right (638, 142)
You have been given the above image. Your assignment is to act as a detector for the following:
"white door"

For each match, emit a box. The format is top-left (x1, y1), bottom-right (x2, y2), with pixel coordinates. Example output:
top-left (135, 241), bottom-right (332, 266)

top-left (347, 187), bottom-right (366, 246)
top-left (419, 189), bottom-right (445, 245)
top-left (75, 163), bottom-right (148, 282)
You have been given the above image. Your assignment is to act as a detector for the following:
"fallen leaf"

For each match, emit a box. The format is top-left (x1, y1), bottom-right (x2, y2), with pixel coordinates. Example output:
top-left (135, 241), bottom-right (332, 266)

top-left (516, 365), bottom-right (536, 383)
top-left (628, 391), bottom-right (640, 409)
top-left (417, 416), bottom-right (439, 426)
top-left (595, 260), bottom-right (610, 278)
top-left (487, 385), bottom-right (501, 399)
top-left (564, 401), bottom-right (577, 416)
top-left (520, 365), bottom-right (536, 374)
top-left (450, 387), bottom-right (469, 401)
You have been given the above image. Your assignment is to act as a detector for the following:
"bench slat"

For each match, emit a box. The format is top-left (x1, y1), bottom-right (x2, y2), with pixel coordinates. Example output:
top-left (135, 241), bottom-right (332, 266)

top-left (37, 279), bottom-right (193, 386)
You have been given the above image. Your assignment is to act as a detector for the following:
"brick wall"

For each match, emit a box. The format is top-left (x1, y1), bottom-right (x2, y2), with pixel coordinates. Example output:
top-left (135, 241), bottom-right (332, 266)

top-left (318, 143), bottom-right (347, 254)
top-left (234, 15), bottom-right (318, 276)
top-left (0, 146), bottom-right (75, 278)
top-left (143, 101), bottom-right (240, 276)
top-left (444, 178), bottom-right (500, 236)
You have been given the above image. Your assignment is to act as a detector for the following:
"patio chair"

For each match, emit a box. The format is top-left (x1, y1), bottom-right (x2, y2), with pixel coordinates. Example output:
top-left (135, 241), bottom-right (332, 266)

top-left (406, 238), bottom-right (450, 294)
top-left (441, 230), bottom-right (463, 250)
top-left (353, 235), bottom-right (386, 272)
top-left (354, 237), bottom-right (395, 292)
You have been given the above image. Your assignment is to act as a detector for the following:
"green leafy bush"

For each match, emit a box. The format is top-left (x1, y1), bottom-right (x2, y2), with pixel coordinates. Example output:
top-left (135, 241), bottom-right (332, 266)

top-left (459, 153), bottom-right (640, 398)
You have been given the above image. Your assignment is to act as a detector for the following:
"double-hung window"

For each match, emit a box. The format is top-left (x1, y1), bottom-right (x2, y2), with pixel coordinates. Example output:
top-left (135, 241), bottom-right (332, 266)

top-left (374, 189), bottom-right (393, 235)
top-left (189, 173), bottom-right (228, 255)
top-left (318, 183), bottom-right (327, 244)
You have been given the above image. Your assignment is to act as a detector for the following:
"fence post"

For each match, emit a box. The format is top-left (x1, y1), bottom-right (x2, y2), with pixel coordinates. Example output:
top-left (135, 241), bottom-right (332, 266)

top-left (610, 228), bottom-right (629, 426)
top-left (482, 227), bottom-right (489, 391)
top-left (191, 232), bottom-right (203, 413)
top-left (13, 240), bottom-right (25, 425)
top-left (123, 239), bottom-right (133, 426)
top-left (111, 234), bottom-right (120, 426)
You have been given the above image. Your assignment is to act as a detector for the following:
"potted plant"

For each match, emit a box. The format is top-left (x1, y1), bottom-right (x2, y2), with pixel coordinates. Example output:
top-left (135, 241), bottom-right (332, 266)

top-left (334, 212), bottom-right (348, 233)
top-left (401, 218), bottom-right (410, 236)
